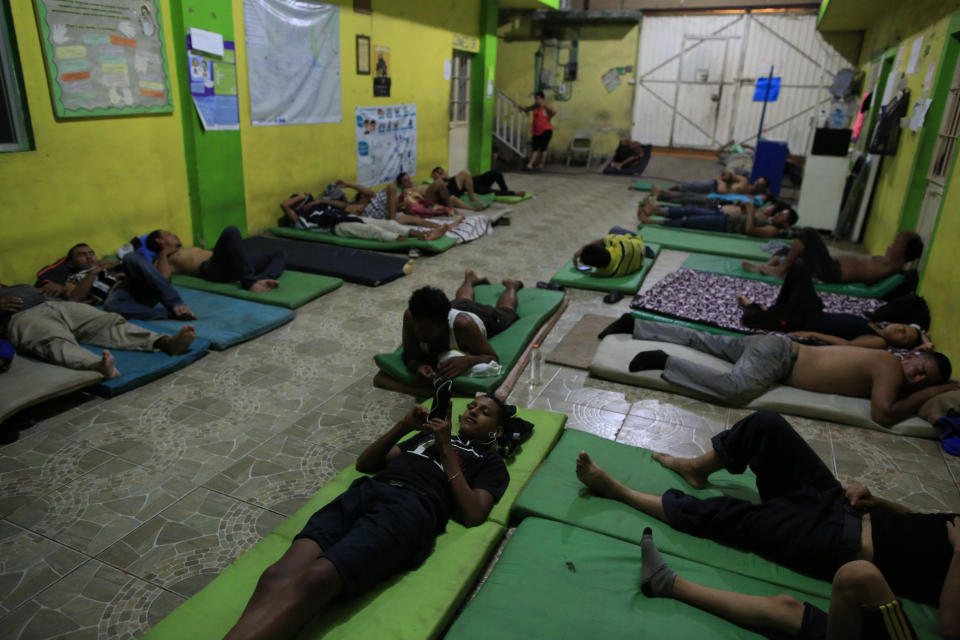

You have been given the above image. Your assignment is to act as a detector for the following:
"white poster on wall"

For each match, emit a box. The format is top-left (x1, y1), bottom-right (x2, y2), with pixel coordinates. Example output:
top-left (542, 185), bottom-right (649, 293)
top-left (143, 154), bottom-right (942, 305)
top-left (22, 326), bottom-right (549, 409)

top-left (355, 104), bottom-right (417, 186)
top-left (243, 0), bottom-right (341, 126)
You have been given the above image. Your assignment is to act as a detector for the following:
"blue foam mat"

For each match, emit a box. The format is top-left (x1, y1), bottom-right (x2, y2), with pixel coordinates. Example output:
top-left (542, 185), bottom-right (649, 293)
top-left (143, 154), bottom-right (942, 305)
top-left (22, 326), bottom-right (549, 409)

top-left (134, 288), bottom-right (294, 350)
top-left (84, 336), bottom-right (211, 397)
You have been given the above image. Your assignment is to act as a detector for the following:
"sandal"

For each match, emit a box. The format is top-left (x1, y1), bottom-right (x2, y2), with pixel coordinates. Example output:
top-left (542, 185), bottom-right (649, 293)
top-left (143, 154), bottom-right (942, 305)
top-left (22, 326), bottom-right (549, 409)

top-left (536, 281), bottom-right (565, 291)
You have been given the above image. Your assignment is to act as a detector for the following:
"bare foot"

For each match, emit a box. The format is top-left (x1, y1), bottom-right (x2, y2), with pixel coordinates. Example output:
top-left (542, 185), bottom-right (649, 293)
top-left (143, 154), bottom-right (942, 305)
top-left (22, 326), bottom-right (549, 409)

top-left (651, 185), bottom-right (660, 198)
top-left (736, 295), bottom-right (753, 309)
top-left (741, 261), bottom-right (762, 274)
top-left (423, 228), bottom-right (446, 241)
top-left (94, 350), bottom-right (122, 379)
top-left (652, 452), bottom-right (710, 489)
top-left (249, 279), bottom-right (280, 293)
top-left (464, 270), bottom-right (490, 286)
top-left (576, 451), bottom-right (626, 499)
top-left (172, 304), bottom-right (197, 321)
top-left (515, 191), bottom-right (526, 197)
top-left (158, 325), bottom-right (196, 356)
top-left (758, 263), bottom-right (786, 279)
top-left (501, 278), bottom-right (523, 290)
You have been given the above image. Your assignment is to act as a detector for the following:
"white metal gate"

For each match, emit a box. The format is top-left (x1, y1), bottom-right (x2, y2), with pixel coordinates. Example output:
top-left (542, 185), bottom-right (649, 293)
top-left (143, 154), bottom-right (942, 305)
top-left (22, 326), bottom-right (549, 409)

top-left (632, 11), bottom-right (849, 154)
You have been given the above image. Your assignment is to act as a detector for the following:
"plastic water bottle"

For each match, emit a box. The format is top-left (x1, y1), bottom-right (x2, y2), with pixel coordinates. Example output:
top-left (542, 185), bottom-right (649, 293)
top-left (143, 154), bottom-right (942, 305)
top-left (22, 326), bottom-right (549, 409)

top-left (529, 343), bottom-right (542, 386)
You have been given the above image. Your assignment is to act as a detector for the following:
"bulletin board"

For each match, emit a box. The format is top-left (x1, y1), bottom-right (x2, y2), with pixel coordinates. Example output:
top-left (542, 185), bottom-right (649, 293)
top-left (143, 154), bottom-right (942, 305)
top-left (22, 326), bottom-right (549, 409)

top-left (33, 0), bottom-right (172, 118)
top-left (355, 104), bottom-right (417, 187)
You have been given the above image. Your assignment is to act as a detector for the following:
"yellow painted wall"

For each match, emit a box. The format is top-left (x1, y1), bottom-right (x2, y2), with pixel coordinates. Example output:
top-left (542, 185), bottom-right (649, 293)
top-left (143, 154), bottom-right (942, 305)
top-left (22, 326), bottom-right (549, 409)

top-left (921, 155), bottom-right (960, 364)
top-left (496, 19), bottom-right (639, 163)
top-left (861, 18), bottom-right (947, 255)
top-left (233, 0), bottom-right (483, 234)
top-left (0, 2), bottom-right (191, 285)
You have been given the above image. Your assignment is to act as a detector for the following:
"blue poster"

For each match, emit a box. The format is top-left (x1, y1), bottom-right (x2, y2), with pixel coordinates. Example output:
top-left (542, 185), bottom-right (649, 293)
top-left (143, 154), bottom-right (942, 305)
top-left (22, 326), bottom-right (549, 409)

top-left (753, 77), bottom-right (781, 102)
top-left (187, 37), bottom-right (239, 130)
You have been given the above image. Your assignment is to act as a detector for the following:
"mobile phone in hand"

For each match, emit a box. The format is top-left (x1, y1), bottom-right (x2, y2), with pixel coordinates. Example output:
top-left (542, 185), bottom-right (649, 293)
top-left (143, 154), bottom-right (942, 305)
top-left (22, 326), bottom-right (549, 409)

top-left (429, 379), bottom-right (453, 420)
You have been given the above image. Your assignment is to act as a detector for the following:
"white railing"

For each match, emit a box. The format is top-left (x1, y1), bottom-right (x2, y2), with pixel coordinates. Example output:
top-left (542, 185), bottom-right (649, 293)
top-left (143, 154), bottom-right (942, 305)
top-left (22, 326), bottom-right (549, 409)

top-left (494, 89), bottom-right (530, 158)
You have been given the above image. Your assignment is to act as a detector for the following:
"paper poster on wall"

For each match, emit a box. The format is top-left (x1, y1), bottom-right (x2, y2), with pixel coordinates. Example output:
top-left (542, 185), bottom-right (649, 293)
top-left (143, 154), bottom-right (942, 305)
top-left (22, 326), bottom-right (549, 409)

top-left (373, 46), bottom-right (391, 97)
top-left (187, 36), bottom-right (239, 131)
top-left (243, 0), bottom-right (341, 126)
top-left (355, 104), bottom-right (416, 186)
top-left (33, 0), bottom-right (172, 117)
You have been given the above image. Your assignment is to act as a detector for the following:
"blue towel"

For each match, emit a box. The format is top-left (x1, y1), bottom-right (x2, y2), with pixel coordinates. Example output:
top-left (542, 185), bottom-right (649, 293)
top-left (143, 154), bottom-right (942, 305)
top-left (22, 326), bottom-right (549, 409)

top-left (935, 415), bottom-right (960, 456)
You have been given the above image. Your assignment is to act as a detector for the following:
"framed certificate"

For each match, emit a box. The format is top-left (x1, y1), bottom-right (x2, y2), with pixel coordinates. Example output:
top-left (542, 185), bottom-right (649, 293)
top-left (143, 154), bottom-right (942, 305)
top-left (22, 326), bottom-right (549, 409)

top-left (356, 35), bottom-right (370, 75)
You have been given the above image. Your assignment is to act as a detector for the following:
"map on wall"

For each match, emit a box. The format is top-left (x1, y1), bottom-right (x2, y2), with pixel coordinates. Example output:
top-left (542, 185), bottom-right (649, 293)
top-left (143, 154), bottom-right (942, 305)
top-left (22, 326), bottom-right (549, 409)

top-left (355, 104), bottom-right (417, 187)
top-left (243, 0), bottom-right (341, 126)
top-left (33, 0), bottom-right (172, 117)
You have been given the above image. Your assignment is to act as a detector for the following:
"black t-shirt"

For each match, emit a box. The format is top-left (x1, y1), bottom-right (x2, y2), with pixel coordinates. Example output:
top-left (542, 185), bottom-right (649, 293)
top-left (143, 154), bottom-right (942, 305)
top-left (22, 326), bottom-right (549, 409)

top-left (808, 312), bottom-right (878, 341)
top-left (375, 432), bottom-right (509, 530)
top-left (445, 177), bottom-right (464, 198)
top-left (35, 259), bottom-right (78, 286)
top-left (871, 510), bottom-right (957, 606)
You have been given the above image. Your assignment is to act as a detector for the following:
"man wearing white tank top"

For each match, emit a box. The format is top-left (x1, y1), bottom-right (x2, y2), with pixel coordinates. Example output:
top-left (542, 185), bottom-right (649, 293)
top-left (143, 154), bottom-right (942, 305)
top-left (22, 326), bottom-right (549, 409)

top-left (402, 270), bottom-right (523, 383)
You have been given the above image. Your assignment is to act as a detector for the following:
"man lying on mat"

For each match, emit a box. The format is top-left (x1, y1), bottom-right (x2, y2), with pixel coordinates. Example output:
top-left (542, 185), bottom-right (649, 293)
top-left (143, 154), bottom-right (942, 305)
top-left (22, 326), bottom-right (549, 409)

top-left (741, 229), bottom-right (922, 284)
top-left (573, 226), bottom-right (650, 278)
top-left (738, 264), bottom-right (930, 351)
top-left (403, 271), bottom-right (523, 383)
top-left (396, 171), bottom-right (486, 213)
top-left (638, 193), bottom-right (798, 238)
top-left (37, 242), bottom-right (199, 321)
top-left (280, 192), bottom-right (453, 243)
top-left (576, 410), bottom-right (960, 640)
top-left (0, 280), bottom-right (195, 379)
top-left (598, 315), bottom-right (956, 426)
top-left (147, 227), bottom-right (284, 294)
top-left (659, 171), bottom-right (769, 197)
top-left (223, 397), bottom-right (512, 640)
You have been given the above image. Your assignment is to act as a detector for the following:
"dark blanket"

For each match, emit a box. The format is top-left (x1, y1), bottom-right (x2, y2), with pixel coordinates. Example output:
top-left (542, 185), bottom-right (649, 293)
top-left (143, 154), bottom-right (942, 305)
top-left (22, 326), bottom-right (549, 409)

top-left (243, 236), bottom-right (408, 287)
top-left (631, 269), bottom-right (882, 334)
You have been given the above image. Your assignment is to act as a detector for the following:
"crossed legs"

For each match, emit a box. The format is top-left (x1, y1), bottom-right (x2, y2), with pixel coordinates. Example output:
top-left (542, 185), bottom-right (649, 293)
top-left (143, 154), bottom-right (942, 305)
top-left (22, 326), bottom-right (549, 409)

top-left (455, 270), bottom-right (523, 311)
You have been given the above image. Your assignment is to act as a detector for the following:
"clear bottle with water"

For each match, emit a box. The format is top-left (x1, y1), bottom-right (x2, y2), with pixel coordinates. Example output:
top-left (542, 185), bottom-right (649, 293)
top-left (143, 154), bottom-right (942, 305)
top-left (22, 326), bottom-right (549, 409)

top-left (529, 343), bottom-right (542, 386)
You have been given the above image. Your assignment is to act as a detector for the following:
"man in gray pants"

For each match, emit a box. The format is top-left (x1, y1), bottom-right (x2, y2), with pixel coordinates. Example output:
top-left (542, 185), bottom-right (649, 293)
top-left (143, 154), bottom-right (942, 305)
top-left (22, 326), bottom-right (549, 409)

top-left (597, 314), bottom-right (956, 423)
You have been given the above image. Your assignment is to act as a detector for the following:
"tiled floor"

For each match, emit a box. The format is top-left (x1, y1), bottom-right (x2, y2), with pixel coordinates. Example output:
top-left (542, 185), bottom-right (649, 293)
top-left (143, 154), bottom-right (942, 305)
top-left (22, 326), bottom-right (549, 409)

top-left (2, 157), bottom-right (958, 639)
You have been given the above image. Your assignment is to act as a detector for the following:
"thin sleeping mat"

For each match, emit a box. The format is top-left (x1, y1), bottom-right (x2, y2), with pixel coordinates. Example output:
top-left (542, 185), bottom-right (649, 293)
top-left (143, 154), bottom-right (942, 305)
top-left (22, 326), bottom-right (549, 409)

top-left (269, 226), bottom-right (457, 254)
top-left (632, 179), bottom-right (674, 191)
top-left (493, 192), bottom-right (534, 204)
top-left (549, 243), bottom-right (661, 293)
top-left (243, 235), bottom-right (409, 286)
top-left (637, 225), bottom-right (790, 261)
top-left (445, 517), bottom-right (940, 640)
top-left (134, 287), bottom-right (294, 350)
top-left (681, 252), bottom-right (904, 298)
top-left (629, 309), bottom-right (745, 336)
top-left (84, 335), bottom-right (211, 397)
top-left (171, 270), bottom-right (342, 309)
top-left (1, 359), bottom-right (101, 423)
top-left (589, 334), bottom-right (935, 437)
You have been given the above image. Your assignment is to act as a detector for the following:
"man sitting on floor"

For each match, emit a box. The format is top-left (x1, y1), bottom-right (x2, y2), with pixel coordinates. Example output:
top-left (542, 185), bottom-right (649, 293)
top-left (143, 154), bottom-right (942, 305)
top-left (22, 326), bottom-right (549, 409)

top-left (38, 243), bottom-right (197, 321)
top-left (598, 315), bottom-right (956, 426)
top-left (0, 280), bottom-right (195, 379)
top-left (430, 166), bottom-right (525, 201)
top-left (742, 228), bottom-right (923, 285)
top-left (280, 192), bottom-right (453, 243)
top-left (603, 138), bottom-right (648, 174)
top-left (576, 410), bottom-right (960, 639)
top-left (402, 271), bottom-right (523, 383)
top-left (223, 397), bottom-right (512, 640)
top-left (573, 226), bottom-right (650, 277)
top-left (638, 193), bottom-right (797, 238)
top-left (147, 227), bottom-right (284, 293)
top-left (660, 172), bottom-right (769, 196)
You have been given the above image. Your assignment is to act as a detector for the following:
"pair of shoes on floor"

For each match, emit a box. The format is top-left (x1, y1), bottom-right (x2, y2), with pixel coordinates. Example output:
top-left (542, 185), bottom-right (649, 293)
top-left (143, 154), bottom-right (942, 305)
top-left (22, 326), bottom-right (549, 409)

top-left (536, 281), bottom-right (565, 291)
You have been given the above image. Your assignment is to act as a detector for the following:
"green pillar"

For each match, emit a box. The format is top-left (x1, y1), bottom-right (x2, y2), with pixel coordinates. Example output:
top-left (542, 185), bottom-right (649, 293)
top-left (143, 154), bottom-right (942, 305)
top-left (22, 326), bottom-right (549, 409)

top-left (169, 0), bottom-right (247, 247)
top-left (469, 0), bottom-right (497, 173)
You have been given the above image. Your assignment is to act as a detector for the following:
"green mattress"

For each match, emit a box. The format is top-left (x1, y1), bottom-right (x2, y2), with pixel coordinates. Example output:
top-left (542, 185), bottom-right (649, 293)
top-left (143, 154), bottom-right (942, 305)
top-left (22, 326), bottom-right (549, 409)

top-left (632, 180), bottom-right (674, 191)
top-left (637, 225), bottom-right (791, 261)
top-left (549, 243), bottom-right (661, 293)
top-left (269, 226), bottom-right (458, 254)
top-left (447, 517), bottom-right (835, 640)
top-left (142, 400), bottom-right (567, 640)
top-left (171, 271), bottom-right (342, 309)
top-left (508, 430), bottom-right (939, 635)
top-left (374, 286), bottom-right (565, 395)
top-left (630, 309), bottom-right (744, 336)
top-left (681, 253), bottom-right (904, 299)
top-left (493, 192), bottom-right (534, 204)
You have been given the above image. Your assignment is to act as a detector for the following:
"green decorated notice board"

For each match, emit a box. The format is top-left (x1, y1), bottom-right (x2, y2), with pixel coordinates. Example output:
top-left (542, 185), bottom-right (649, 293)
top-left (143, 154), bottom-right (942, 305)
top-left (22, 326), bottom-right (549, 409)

top-left (34, 0), bottom-right (173, 117)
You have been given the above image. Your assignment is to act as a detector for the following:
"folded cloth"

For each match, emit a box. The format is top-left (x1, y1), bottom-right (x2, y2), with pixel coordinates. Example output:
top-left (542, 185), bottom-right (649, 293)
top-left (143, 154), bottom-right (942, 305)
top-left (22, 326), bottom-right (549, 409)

top-left (439, 350), bottom-right (502, 378)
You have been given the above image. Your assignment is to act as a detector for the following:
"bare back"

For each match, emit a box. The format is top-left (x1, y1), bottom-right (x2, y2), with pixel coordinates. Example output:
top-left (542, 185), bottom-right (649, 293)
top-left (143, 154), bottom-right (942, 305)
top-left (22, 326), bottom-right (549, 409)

top-left (168, 247), bottom-right (213, 276)
top-left (788, 345), bottom-right (901, 398)
top-left (837, 254), bottom-right (900, 284)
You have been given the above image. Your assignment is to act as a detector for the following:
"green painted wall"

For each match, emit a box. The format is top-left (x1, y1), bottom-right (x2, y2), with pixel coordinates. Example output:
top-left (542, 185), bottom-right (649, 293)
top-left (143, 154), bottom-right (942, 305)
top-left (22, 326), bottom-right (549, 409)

top-left (469, 0), bottom-right (498, 173)
top-left (170, 0), bottom-right (247, 247)
top-left (497, 15), bottom-right (639, 164)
